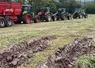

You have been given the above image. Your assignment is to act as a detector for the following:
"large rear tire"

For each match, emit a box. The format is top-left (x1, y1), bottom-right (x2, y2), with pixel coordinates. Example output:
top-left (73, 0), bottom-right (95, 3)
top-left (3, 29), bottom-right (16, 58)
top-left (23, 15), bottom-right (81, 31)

top-left (0, 17), bottom-right (5, 28)
top-left (52, 16), bottom-right (57, 21)
top-left (22, 14), bottom-right (31, 24)
top-left (34, 16), bottom-right (40, 23)
top-left (45, 15), bottom-right (52, 22)
top-left (5, 16), bottom-right (13, 27)
top-left (61, 16), bottom-right (64, 20)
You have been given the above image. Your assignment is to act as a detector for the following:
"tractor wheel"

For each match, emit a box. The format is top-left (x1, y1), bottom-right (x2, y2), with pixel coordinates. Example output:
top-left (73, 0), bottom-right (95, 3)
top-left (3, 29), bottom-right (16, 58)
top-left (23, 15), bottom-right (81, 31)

top-left (22, 14), bottom-right (31, 24)
top-left (5, 16), bottom-right (13, 27)
top-left (45, 15), bottom-right (52, 22)
top-left (57, 16), bottom-right (60, 20)
top-left (0, 17), bottom-right (5, 28)
top-left (84, 14), bottom-right (88, 18)
top-left (61, 16), bottom-right (64, 20)
top-left (34, 16), bottom-right (40, 23)
top-left (73, 15), bottom-right (77, 19)
top-left (52, 16), bottom-right (57, 21)
top-left (78, 14), bottom-right (82, 19)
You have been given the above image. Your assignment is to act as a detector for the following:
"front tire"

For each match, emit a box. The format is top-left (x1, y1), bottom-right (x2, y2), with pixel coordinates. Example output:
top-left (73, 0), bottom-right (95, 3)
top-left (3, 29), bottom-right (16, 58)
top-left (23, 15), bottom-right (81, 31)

top-left (45, 15), bottom-right (52, 22)
top-left (52, 16), bottom-right (57, 21)
top-left (34, 16), bottom-right (40, 23)
top-left (22, 14), bottom-right (31, 24)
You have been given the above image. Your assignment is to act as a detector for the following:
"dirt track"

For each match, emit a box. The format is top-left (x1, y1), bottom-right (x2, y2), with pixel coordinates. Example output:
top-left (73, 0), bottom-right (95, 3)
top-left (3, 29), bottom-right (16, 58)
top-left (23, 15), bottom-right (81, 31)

top-left (0, 36), bottom-right (56, 68)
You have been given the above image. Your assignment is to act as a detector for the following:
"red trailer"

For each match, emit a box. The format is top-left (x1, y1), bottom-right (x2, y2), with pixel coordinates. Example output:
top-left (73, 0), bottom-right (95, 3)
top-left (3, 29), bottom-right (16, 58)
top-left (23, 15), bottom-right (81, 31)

top-left (0, 0), bottom-right (22, 27)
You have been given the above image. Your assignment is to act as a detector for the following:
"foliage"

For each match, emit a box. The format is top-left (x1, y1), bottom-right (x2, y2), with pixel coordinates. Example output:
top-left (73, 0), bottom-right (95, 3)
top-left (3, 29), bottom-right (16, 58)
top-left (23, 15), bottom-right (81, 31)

top-left (27, 0), bottom-right (56, 13)
top-left (85, 4), bottom-right (95, 14)
top-left (18, 0), bottom-right (82, 13)
top-left (18, 0), bottom-right (26, 4)
top-left (77, 55), bottom-right (95, 68)
top-left (55, 0), bottom-right (82, 8)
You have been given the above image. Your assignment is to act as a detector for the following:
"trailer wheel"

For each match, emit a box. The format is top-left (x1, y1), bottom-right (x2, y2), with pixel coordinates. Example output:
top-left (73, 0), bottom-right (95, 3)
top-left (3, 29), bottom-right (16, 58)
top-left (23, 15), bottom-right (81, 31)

top-left (45, 15), bottom-right (52, 22)
top-left (22, 14), bottom-right (31, 24)
top-left (0, 17), bottom-right (5, 28)
top-left (34, 17), bottom-right (39, 23)
top-left (5, 16), bottom-right (13, 27)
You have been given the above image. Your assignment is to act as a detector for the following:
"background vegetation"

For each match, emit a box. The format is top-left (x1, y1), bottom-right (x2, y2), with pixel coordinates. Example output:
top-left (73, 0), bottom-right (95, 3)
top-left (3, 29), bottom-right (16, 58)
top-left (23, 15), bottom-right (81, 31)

top-left (18, 0), bottom-right (95, 14)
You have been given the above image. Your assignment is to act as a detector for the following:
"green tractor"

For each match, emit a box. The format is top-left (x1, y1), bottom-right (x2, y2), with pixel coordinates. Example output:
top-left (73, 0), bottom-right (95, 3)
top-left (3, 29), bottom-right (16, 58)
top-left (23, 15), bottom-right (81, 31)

top-left (73, 8), bottom-right (88, 19)
top-left (55, 8), bottom-right (71, 20)
top-left (17, 5), bottom-right (39, 24)
top-left (37, 7), bottom-right (57, 22)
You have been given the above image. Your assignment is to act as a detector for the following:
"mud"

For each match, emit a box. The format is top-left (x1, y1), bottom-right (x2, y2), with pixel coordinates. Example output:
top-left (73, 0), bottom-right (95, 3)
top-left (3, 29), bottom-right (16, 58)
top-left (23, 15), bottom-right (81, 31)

top-left (0, 35), bottom-right (56, 68)
top-left (38, 37), bottom-right (95, 68)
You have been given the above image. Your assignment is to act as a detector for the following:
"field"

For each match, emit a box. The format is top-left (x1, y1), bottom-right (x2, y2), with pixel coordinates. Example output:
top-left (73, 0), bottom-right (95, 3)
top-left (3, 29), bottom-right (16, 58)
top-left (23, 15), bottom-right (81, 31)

top-left (0, 15), bottom-right (95, 68)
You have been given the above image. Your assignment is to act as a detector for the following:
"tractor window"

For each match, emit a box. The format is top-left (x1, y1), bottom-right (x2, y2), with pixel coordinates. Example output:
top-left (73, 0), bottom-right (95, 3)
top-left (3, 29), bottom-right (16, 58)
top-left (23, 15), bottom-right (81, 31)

top-left (23, 7), bottom-right (29, 11)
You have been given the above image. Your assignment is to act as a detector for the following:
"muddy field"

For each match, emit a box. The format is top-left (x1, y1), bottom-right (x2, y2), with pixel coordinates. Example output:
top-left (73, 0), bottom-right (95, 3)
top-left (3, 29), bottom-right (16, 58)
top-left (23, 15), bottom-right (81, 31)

top-left (0, 15), bottom-right (95, 68)
top-left (0, 36), bottom-right (95, 68)
top-left (0, 36), bottom-right (56, 68)
top-left (38, 37), bottom-right (95, 68)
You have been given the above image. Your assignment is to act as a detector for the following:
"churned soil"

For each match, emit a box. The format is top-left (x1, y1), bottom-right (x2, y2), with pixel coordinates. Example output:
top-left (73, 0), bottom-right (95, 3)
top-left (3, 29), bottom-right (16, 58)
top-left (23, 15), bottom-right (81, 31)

top-left (38, 37), bottom-right (95, 68)
top-left (0, 35), bottom-right (56, 68)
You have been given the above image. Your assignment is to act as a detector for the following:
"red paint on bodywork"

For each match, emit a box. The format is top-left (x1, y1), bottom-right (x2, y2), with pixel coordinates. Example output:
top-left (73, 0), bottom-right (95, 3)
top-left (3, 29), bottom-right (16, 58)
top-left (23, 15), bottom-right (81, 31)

top-left (0, 2), bottom-right (22, 21)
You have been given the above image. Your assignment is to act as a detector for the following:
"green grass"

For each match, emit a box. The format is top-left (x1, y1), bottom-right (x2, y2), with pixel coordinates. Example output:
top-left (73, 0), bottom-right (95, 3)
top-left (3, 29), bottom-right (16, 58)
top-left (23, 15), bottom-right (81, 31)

top-left (77, 55), bottom-right (95, 68)
top-left (1, 15), bottom-right (95, 68)
top-left (0, 15), bottom-right (95, 49)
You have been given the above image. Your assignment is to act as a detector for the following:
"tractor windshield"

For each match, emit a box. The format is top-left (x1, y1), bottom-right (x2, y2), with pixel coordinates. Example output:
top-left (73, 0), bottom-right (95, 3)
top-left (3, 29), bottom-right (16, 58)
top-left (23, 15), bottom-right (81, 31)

top-left (23, 7), bottom-right (29, 11)
top-left (22, 6), bottom-right (32, 13)
top-left (39, 7), bottom-right (50, 12)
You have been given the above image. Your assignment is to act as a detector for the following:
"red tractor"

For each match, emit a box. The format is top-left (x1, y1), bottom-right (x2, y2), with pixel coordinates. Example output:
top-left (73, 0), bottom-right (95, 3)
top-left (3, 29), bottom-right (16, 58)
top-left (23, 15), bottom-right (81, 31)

top-left (37, 7), bottom-right (57, 22)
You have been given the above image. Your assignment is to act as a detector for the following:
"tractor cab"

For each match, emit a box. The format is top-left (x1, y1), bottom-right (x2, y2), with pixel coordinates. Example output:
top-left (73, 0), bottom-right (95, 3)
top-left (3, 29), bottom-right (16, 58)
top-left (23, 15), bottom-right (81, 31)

top-left (21, 5), bottom-right (32, 15)
top-left (75, 8), bottom-right (82, 13)
top-left (57, 8), bottom-right (66, 15)
top-left (38, 7), bottom-right (50, 16)
top-left (73, 8), bottom-right (88, 18)
top-left (55, 8), bottom-right (67, 20)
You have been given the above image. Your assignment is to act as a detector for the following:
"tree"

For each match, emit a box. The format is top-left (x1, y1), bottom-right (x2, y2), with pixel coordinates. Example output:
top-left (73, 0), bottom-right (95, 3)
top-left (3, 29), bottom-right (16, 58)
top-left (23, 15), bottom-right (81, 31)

top-left (18, 0), bottom-right (26, 4)
top-left (85, 4), bottom-right (95, 14)
top-left (27, 0), bottom-right (56, 13)
top-left (54, 0), bottom-right (82, 8)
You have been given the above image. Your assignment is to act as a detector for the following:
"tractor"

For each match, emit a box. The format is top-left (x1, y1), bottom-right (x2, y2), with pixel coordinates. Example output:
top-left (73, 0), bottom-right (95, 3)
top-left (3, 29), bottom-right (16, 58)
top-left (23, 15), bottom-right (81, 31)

top-left (54, 8), bottom-right (70, 20)
top-left (72, 8), bottom-right (88, 19)
top-left (17, 5), bottom-right (39, 24)
top-left (37, 7), bottom-right (57, 22)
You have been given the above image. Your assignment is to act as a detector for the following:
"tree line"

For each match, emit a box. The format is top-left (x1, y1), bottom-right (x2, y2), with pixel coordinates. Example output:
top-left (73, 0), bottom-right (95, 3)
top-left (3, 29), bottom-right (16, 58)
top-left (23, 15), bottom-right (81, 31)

top-left (19, 0), bottom-right (95, 14)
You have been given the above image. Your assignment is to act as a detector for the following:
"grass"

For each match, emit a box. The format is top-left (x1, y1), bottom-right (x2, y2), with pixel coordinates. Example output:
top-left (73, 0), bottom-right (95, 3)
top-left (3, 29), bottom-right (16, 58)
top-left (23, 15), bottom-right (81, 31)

top-left (77, 55), bottom-right (95, 68)
top-left (1, 15), bottom-right (95, 68)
